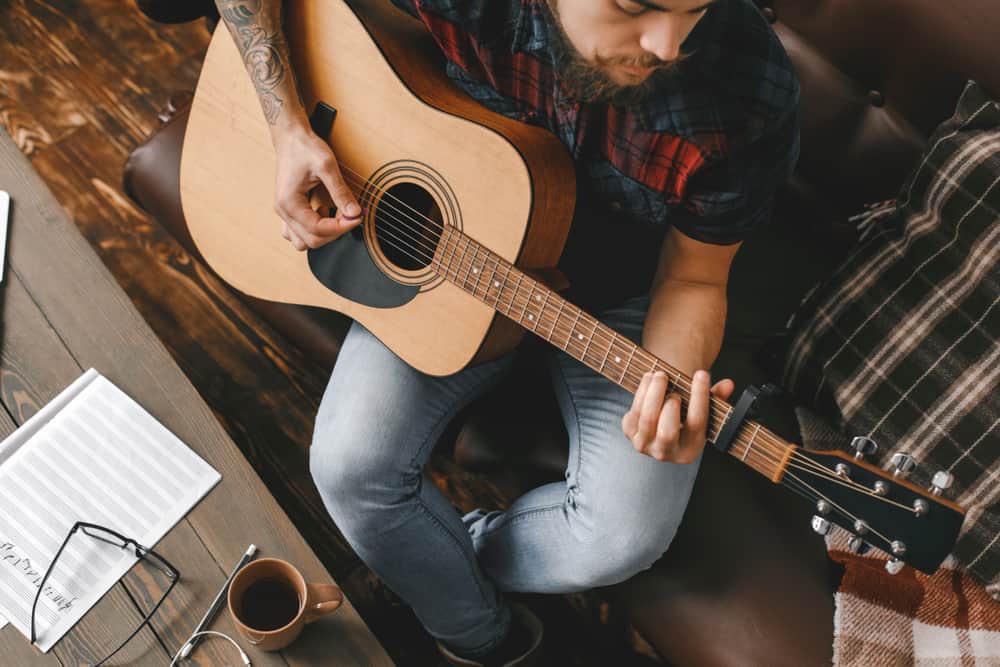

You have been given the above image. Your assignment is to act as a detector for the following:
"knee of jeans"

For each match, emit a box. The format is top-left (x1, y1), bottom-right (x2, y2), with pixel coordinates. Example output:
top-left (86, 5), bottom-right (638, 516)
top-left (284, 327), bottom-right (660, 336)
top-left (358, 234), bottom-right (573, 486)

top-left (567, 513), bottom-right (681, 589)
top-left (309, 429), bottom-right (415, 524)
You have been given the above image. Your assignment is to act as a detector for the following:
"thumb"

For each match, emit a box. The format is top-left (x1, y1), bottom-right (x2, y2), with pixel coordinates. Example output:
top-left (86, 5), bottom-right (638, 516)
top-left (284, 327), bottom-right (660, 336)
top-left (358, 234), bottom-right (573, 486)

top-left (316, 162), bottom-right (361, 233)
top-left (710, 378), bottom-right (735, 401)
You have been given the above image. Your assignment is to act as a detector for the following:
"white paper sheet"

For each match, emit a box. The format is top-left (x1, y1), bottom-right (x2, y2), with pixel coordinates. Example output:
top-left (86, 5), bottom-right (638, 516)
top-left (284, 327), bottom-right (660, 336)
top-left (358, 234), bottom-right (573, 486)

top-left (0, 368), bottom-right (220, 651)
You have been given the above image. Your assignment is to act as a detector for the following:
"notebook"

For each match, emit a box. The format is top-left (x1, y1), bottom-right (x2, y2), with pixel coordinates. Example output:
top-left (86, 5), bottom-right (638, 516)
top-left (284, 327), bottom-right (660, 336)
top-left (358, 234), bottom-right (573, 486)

top-left (0, 368), bottom-right (221, 651)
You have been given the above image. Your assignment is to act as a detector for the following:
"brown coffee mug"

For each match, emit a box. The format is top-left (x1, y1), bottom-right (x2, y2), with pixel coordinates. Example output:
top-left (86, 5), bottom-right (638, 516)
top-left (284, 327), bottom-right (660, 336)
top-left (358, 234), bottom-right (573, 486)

top-left (227, 557), bottom-right (343, 651)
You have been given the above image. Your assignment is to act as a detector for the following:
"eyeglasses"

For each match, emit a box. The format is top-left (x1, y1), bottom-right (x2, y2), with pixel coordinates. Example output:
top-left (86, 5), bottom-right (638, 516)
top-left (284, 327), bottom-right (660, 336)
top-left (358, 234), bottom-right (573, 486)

top-left (30, 521), bottom-right (179, 666)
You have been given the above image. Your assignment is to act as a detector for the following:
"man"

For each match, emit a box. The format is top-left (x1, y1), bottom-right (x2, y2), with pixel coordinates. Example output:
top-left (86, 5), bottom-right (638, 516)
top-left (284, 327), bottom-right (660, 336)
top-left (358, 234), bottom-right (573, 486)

top-left (216, 0), bottom-right (799, 664)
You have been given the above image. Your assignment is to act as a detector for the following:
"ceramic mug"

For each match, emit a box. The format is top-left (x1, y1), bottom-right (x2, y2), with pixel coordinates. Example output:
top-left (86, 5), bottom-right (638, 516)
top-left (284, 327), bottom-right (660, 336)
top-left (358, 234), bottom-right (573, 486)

top-left (227, 557), bottom-right (343, 651)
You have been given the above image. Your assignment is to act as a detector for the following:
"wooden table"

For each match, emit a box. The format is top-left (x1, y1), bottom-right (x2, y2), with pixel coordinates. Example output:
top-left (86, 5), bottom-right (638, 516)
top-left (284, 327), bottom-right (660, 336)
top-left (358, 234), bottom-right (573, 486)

top-left (0, 127), bottom-right (393, 665)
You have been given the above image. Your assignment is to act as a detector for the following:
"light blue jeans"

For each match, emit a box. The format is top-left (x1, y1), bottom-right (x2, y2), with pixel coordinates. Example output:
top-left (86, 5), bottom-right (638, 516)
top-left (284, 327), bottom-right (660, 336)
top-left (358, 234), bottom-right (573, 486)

top-left (310, 294), bottom-right (701, 658)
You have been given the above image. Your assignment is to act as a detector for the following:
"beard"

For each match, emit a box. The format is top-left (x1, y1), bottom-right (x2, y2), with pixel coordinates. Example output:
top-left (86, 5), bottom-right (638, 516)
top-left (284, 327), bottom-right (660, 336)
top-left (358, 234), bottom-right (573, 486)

top-left (542, 1), bottom-right (690, 106)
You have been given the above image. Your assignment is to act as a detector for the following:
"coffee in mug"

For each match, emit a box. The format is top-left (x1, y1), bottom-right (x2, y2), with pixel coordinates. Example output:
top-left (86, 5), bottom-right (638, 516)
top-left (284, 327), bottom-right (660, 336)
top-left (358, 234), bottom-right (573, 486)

top-left (228, 557), bottom-right (343, 651)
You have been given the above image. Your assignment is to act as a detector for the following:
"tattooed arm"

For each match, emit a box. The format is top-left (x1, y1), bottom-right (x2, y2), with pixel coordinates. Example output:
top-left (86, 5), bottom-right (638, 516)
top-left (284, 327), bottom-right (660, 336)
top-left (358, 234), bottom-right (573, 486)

top-left (215, 0), bottom-right (363, 251)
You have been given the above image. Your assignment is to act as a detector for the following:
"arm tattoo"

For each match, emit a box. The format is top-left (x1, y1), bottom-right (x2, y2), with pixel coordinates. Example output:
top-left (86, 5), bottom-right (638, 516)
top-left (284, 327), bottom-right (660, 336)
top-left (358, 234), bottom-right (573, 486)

top-left (218, 0), bottom-right (288, 125)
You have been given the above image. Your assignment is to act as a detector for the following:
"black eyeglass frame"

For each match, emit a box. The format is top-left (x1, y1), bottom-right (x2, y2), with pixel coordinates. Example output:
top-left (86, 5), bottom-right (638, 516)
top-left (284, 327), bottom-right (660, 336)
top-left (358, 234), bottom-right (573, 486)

top-left (30, 521), bottom-right (179, 666)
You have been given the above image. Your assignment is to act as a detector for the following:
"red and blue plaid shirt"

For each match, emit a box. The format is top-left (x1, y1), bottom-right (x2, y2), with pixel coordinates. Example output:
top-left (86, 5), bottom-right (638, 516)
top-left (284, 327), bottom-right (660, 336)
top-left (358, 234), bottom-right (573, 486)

top-left (391, 0), bottom-right (799, 246)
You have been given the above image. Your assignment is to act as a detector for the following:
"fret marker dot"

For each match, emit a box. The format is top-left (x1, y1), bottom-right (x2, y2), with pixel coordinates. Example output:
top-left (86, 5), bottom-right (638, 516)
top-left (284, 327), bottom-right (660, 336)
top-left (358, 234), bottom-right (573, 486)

top-left (528, 314), bottom-right (534, 321)
top-left (472, 267), bottom-right (478, 274)
top-left (615, 356), bottom-right (621, 363)
top-left (536, 294), bottom-right (542, 301)
top-left (577, 333), bottom-right (584, 340)
top-left (493, 280), bottom-right (500, 287)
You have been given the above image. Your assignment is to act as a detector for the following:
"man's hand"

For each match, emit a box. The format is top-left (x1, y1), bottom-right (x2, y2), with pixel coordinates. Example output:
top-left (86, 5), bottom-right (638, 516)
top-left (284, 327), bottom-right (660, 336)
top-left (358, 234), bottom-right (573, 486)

top-left (621, 370), bottom-right (735, 464)
top-left (273, 126), bottom-right (362, 251)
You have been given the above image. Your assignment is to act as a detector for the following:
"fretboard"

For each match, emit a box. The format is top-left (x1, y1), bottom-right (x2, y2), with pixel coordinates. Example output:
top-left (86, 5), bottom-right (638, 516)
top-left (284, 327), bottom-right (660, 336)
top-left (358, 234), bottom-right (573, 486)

top-left (432, 226), bottom-right (794, 482)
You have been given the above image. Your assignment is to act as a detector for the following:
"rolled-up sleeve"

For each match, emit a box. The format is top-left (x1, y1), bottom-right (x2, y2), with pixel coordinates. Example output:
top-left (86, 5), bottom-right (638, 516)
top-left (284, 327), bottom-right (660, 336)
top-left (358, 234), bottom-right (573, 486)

top-left (669, 100), bottom-right (801, 245)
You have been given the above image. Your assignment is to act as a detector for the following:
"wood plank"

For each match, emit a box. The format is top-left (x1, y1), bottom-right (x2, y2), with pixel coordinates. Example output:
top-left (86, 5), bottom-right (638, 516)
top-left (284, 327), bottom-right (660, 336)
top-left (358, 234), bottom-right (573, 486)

top-left (0, 125), bottom-right (392, 665)
top-left (0, 263), bottom-right (168, 665)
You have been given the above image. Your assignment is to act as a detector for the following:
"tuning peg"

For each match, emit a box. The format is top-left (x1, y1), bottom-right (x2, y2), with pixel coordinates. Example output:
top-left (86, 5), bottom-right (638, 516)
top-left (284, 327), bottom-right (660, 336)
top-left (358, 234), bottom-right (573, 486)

top-left (885, 558), bottom-right (905, 575)
top-left (848, 534), bottom-right (871, 555)
top-left (851, 436), bottom-right (878, 460)
top-left (930, 470), bottom-right (954, 495)
top-left (890, 452), bottom-right (917, 477)
top-left (811, 516), bottom-right (831, 535)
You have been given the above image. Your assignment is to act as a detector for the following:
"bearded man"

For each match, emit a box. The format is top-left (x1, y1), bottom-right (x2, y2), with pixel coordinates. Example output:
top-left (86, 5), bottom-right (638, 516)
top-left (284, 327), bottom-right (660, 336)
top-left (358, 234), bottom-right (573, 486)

top-left (216, 0), bottom-right (799, 664)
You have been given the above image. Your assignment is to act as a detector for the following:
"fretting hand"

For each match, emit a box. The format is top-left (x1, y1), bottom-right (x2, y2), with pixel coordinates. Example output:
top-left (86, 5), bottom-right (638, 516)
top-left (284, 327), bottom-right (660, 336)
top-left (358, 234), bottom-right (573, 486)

top-left (621, 370), bottom-right (735, 464)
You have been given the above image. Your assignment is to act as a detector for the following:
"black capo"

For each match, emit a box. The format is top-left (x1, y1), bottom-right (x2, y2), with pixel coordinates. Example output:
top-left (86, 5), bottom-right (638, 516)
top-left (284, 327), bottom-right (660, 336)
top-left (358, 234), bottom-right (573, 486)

top-left (713, 382), bottom-right (781, 453)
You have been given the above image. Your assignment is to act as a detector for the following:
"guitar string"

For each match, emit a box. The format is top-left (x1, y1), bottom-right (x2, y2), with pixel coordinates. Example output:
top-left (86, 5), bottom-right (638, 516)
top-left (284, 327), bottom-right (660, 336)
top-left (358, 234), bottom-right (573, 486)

top-left (783, 470), bottom-right (895, 548)
top-left (311, 167), bottom-right (923, 507)
top-left (332, 210), bottom-right (921, 510)
top-left (780, 476), bottom-right (895, 554)
top-left (783, 456), bottom-right (918, 513)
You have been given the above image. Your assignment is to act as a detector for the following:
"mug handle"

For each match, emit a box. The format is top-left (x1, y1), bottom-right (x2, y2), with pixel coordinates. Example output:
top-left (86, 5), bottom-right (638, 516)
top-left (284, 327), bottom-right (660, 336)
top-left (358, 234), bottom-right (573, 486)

top-left (303, 583), bottom-right (343, 623)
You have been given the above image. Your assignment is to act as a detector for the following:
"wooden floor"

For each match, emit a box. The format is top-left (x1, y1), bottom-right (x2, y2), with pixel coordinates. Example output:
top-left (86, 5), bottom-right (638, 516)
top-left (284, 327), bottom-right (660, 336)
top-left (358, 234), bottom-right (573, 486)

top-left (0, 2), bottom-right (659, 665)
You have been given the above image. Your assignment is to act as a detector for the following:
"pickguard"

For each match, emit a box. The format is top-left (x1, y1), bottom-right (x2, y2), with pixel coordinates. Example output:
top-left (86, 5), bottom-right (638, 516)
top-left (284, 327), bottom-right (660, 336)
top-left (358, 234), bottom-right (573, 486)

top-left (306, 225), bottom-right (419, 308)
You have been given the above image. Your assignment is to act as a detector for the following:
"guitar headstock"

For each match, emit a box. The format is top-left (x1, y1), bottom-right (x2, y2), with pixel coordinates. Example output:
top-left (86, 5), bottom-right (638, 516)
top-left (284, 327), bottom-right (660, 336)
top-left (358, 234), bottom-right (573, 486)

top-left (780, 441), bottom-right (965, 574)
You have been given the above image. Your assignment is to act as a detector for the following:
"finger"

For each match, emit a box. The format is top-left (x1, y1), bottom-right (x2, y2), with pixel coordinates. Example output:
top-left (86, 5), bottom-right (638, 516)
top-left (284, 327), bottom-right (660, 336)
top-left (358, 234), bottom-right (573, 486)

top-left (711, 378), bottom-right (736, 401)
top-left (281, 194), bottom-right (326, 247)
top-left (636, 371), bottom-right (668, 447)
top-left (286, 222), bottom-right (308, 251)
top-left (316, 161), bottom-right (361, 230)
top-left (651, 392), bottom-right (682, 460)
top-left (681, 370), bottom-right (711, 446)
top-left (623, 372), bottom-right (653, 444)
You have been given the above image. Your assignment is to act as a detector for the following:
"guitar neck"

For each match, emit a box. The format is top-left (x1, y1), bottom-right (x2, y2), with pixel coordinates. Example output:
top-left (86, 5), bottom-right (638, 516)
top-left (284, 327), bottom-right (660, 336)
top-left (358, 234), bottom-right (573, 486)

top-left (433, 226), bottom-right (795, 482)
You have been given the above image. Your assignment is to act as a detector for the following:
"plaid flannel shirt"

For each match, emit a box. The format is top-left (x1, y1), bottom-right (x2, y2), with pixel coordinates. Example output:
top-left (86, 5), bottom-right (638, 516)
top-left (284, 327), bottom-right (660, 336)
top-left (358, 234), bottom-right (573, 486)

top-left (390, 0), bottom-right (800, 247)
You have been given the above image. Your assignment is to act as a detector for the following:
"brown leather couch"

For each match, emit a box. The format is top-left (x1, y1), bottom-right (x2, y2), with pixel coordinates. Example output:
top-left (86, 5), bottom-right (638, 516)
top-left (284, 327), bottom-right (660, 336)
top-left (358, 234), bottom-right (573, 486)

top-left (123, 1), bottom-right (1000, 664)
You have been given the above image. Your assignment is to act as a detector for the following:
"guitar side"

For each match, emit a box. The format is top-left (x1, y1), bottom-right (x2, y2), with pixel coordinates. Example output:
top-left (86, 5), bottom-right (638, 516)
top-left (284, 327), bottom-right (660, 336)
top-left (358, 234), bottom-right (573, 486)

top-left (180, 0), bottom-right (576, 375)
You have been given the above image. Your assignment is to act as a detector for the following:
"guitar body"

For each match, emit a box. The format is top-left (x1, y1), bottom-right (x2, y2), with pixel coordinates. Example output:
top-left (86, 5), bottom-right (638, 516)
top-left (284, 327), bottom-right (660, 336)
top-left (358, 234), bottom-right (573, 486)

top-left (180, 0), bottom-right (576, 376)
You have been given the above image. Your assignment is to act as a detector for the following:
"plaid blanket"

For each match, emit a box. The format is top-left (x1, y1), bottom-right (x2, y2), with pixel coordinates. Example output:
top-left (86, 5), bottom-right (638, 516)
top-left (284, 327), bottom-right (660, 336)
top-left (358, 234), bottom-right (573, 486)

top-left (782, 80), bottom-right (1000, 663)
top-left (827, 534), bottom-right (1000, 666)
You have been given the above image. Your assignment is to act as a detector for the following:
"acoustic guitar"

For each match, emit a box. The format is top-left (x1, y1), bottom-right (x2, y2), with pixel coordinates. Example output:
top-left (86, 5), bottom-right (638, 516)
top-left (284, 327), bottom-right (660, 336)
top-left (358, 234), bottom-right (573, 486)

top-left (180, 0), bottom-right (965, 573)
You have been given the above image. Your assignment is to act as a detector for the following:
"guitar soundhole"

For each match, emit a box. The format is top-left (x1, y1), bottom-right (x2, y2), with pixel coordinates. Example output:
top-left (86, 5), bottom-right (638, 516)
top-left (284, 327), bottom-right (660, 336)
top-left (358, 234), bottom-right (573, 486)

top-left (373, 182), bottom-right (444, 271)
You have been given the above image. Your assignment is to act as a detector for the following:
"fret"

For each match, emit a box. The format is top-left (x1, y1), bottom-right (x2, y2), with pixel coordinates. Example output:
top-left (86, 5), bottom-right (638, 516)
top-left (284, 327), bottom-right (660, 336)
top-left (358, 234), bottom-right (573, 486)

top-left (553, 300), bottom-right (567, 348)
top-left (485, 255), bottom-right (500, 308)
top-left (569, 308), bottom-right (583, 355)
top-left (459, 238), bottom-right (475, 291)
top-left (621, 345), bottom-right (637, 387)
top-left (496, 262), bottom-right (514, 316)
top-left (455, 237), bottom-right (469, 289)
top-left (513, 272), bottom-right (527, 324)
top-left (598, 327), bottom-right (613, 375)
top-left (441, 230), bottom-right (458, 278)
top-left (741, 423), bottom-right (762, 462)
top-left (467, 244), bottom-right (482, 298)
top-left (539, 289), bottom-right (552, 337)
top-left (524, 279), bottom-right (542, 331)
top-left (580, 316), bottom-right (596, 362)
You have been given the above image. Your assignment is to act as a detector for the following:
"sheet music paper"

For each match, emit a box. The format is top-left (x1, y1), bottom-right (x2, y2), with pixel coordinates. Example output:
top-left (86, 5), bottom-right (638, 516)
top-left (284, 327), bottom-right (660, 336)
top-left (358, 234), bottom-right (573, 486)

top-left (0, 368), bottom-right (221, 651)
